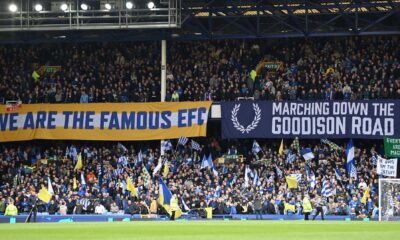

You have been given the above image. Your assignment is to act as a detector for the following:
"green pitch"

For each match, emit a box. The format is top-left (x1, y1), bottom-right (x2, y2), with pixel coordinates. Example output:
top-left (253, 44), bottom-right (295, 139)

top-left (1, 221), bottom-right (399, 240)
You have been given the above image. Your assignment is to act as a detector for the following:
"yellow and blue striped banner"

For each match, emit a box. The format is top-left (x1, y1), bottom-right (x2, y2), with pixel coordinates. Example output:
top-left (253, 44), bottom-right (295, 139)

top-left (0, 101), bottom-right (212, 142)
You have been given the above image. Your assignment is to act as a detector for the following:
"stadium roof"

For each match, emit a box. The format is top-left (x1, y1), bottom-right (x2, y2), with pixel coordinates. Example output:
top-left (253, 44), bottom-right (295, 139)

top-left (0, 0), bottom-right (399, 43)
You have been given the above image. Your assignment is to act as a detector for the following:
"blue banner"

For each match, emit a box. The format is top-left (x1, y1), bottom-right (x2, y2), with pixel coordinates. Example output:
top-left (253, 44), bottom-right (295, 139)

top-left (221, 100), bottom-right (400, 139)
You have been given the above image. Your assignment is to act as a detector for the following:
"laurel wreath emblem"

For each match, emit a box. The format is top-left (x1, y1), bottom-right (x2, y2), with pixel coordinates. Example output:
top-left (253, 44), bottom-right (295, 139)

top-left (231, 103), bottom-right (261, 133)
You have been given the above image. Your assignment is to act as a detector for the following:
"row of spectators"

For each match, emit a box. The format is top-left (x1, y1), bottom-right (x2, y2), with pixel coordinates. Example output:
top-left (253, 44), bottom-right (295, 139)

top-left (1, 36), bottom-right (399, 104)
top-left (1, 138), bottom-right (399, 219)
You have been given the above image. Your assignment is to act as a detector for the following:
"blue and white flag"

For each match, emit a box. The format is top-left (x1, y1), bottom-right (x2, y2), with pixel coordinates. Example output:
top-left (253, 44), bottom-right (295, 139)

top-left (181, 197), bottom-right (190, 212)
top-left (253, 170), bottom-right (261, 187)
top-left (113, 168), bottom-right (124, 176)
top-left (335, 168), bottom-right (342, 181)
top-left (212, 166), bottom-right (219, 177)
top-left (137, 150), bottom-right (143, 164)
top-left (305, 165), bottom-right (316, 189)
top-left (178, 137), bottom-right (189, 146)
top-left (252, 140), bottom-right (262, 155)
top-left (244, 165), bottom-right (251, 188)
top-left (300, 148), bottom-right (315, 161)
top-left (200, 155), bottom-right (210, 169)
top-left (191, 140), bottom-right (201, 151)
top-left (118, 142), bottom-right (128, 153)
top-left (321, 179), bottom-right (333, 197)
top-left (214, 185), bottom-right (221, 198)
top-left (47, 177), bottom-right (54, 194)
top-left (346, 139), bottom-right (357, 179)
top-left (275, 165), bottom-right (283, 178)
top-left (161, 140), bottom-right (173, 152)
top-left (371, 154), bottom-right (378, 166)
top-left (286, 150), bottom-right (296, 164)
top-left (207, 154), bottom-right (214, 168)
top-left (118, 155), bottom-right (128, 167)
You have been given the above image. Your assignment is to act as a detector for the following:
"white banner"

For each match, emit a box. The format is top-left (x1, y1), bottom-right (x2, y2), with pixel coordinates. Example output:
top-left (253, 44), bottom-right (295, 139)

top-left (377, 156), bottom-right (398, 177)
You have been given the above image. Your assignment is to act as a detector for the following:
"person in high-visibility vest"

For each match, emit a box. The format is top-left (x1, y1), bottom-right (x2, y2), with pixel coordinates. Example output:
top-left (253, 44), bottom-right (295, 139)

top-left (302, 195), bottom-right (313, 220)
top-left (170, 194), bottom-right (179, 221)
top-left (5, 199), bottom-right (18, 216)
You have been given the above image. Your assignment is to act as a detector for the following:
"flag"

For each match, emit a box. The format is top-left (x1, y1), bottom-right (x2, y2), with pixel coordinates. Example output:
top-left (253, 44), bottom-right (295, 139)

top-left (181, 198), bottom-right (190, 212)
top-left (32, 70), bottom-right (40, 82)
top-left (335, 168), bottom-right (342, 181)
top-left (346, 139), bottom-right (357, 179)
top-left (286, 150), bottom-right (296, 164)
top-left (80, 172), bottom-right (86, 186)
top-left (321, 179), bottom-right (333, 197)
top-left (118, 156), bottom-right (128, 167)
top-left (47, 177), bottom-right (54, 195)
top-left (153, 157), bottom-right (163, 176)
top-left (212, 166), bottom-right (218, 177)
top-left (126, 177), bottom-right (138, 198)
top-left (158, 177), bottom-right (182, 218)
top-left (161, 140), bottom-right (173, 152)
top-left (118, 143), bottom-right (128, 153)
top-left (141, 165), bottom-right (151, 186)
top-left (65, 147), bottom-right (70, 157)
top-left (38, 187), bottom-right (52, 203)
top-left (278, 139), bottom-right (284, 155)
top-left (244, 165), bottom-right (251, 188)
top-left (361, 186), bottom-right (370, 204)
top-left (163, 161), bottom-right (169, 178)
top-left (207, 154), bottom-right (213, 168)
top-left (73, 177), bottom-right (77, 190)
top-left (290, 137), bottom-right (300, 151)
top-left (321, 138), bottom-right (341, 151)
top-left (200, 155), bottom-right (210, 169)
top-left (285, 176), bottom-right (298, 189)
top-left (191, 140), bottom-right (201, 151)
top-left (301, 148), bottom-right (315, 160)
top-left (275, 165), bottom-right (283, 178)
top-left (284, 203), bottom-right (295, 213)
top-left (253, 170), bottom-right (261, 187)
top-left (252, 140), bottom-right (261, 155)
top-left (74, 153), bottom-right (83, 171)
top-left (371, 154), bottom-right (378, 166)
top-left (136, 150), bottom-right (143, 164)
top-left (178, 137), bottom-right (189, 146)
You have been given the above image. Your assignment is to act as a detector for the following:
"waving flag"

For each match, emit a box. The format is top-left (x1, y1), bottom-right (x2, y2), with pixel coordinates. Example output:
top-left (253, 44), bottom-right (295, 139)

top-left (252, 140), bottom-right (261, 155)
top-left (118, 142), bottom-right (128, 153)
top-left (47, 177), bottom-right (54, 195)
top-left (305, 165), bottom-right (316, 189)
top-left (191, 140), bottom-right (201, 151)
top-left (126, 176), bottom-right (138, 197)
top-left (158, 177), bottom-right (182, 219)
top-left (161, 140), bottom-right (173, 152)
top-left (346, 139), bottom-right (357, 179)
top-left (244, 165), bottom-right (251, 188)
top-left (286, 150), bottom-right (296, 164)
top-left (74, 152), bottom-right (83, 171)
top-left (278, 139), bottom-right (284, 155)
top-left (253, 170), bottom-right (261, 187)
top-left (321, 179), bottom-right (333, 197)
top-left (153, 157), bottom-right (163, 176)
top-left (301, 148), bottom-right (315, 160)
top-left (178, 137), bottom-right (189, 146)
top-left (200, 155), bottom-right (210, 169)
top-left (321, 138), bottom-right (341, 151)
top-left (285, 176), bottom-right (298, 189)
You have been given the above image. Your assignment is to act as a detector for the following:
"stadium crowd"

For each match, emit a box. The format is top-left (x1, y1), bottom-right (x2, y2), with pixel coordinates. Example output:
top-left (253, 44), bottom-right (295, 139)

top-left (1, 139), bottom-right (398, 219)
top-left (1, 36), bottom-right (399, 104)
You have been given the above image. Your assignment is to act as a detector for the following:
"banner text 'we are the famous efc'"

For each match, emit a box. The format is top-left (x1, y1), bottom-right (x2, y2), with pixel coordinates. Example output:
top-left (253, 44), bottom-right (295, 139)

top-left (0, 102), bottom-right (212, 142)
top-left (222, 100), bottom-right (400, 139)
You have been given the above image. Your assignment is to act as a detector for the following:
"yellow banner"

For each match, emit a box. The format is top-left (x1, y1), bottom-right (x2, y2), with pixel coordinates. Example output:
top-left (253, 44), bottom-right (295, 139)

top-left (0, 102), bottom-right (212, 142)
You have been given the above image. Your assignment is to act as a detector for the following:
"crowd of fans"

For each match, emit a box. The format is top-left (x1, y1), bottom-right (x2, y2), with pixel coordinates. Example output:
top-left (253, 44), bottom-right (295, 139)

top-left (1, 139), bottom-right (398, 219)
top-left (1, 36), bottom-right (399, 104)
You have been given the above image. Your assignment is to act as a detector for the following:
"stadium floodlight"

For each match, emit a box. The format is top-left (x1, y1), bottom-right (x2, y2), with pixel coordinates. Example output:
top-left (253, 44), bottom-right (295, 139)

top-left (9, 3), bottom-right (18, 12)
top-left (147, 1), bottom-right (155, 9)
top-left (34, 4), bottom-right (43, 12)
top-left (126, 1), bottom-right (133, 9)
top-left (80, 3), bottom-right (88, 11)
top-left (105, 3), bottom-right (112, 10)
top-left (60, 3), bottom-right (68, 11)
